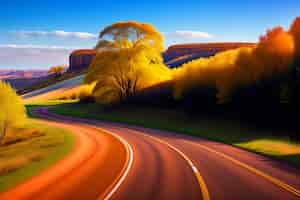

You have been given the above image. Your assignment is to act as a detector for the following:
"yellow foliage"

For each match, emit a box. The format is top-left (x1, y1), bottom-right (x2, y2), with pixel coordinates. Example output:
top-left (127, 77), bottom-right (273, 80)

top-left (255, 26), bottom-right (295, 74)
top-left (56, 84), bottom-right (95, 101)
top-left (89, 18), bottom-right (300, 104)
top-left (0, 81), bottom-right (27, 141)
top-left (48, 65), bottom-right (65, 75)
top-left (87, 21), bottom-right (171, 104)
top-left (85, 45), bottom-right (171, 104)
top-left (173, 48), bottom-right (253, 102)
top-left (96, 21), bottom-right (164, 51)
top-left (174, 22), bottom-right (296, 103)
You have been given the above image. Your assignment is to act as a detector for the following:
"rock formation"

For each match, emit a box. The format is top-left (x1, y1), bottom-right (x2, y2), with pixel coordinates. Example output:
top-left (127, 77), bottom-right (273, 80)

top-left (68, 49), bottom-right (97, 71)
top-left (68, 43), bottom-right (257, 71)
top-left (164, 43), bottom-right (256, 67)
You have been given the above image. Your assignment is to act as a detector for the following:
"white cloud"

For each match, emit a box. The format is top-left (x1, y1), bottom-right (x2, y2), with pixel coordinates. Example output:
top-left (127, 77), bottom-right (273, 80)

top-left (0, 44), bottom-right (76, 49)
top-left (172, 30), bottom-right (213, 39)
top-left (0, 44), bottom-right (77, 69)
top-left (13, 30), bottom-right (213, 41)
top-left (14, 30), bottom-right (97, 40)
top-left (164, 30), bottom-right (214, 45)
top-left (164, 30), bottom-right (214, 44)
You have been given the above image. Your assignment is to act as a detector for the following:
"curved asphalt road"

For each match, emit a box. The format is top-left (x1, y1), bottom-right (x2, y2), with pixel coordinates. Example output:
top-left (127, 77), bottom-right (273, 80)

top-left (39, 108), bottom-right (204, 200)
top-left (13, 76), bottom-right (300, 199)
top-left (24, 108), bottom-right (300, 200)
top-left (0, 108), bottom-right (205, 200)
top-left (0, 108), bottom-right (128, 200)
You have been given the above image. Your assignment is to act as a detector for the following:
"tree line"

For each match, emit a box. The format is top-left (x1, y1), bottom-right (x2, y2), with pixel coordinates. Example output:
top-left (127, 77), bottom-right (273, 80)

top-left (84, 17), bottom-right (300, 107)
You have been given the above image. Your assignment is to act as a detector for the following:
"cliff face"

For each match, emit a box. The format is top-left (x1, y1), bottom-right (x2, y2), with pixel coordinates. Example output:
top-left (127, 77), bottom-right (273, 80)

top-left (68, 43), bottom-right (257, 71)
top-left (68, 49), bottom-right (97, 71)
top-left (164, 43), bottom-right (256, 67)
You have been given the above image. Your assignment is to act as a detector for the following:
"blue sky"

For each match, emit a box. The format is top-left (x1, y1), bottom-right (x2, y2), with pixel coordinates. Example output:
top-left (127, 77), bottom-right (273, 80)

top-left (0, 0), bottom-right (299, 69)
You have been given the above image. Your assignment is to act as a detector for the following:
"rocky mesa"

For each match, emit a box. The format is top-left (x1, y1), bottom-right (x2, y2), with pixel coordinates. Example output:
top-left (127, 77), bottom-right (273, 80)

top-left (68, 43), bottom-right (257, 71)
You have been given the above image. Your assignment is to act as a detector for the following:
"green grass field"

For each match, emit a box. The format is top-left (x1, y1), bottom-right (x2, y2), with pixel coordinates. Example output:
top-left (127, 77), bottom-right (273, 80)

top-left (45, 101), bottom-right (300, 168)
top-left (0, 119), bottom-right (75, 192)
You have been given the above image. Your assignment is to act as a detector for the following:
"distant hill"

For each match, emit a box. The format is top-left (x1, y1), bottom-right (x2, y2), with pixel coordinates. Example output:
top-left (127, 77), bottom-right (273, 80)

top-left (0, 70), bottom-right (48, 80)
top-left (0, 69), bottom-right (49, 91)
top-left (164, 42), bottom-right (256, 67)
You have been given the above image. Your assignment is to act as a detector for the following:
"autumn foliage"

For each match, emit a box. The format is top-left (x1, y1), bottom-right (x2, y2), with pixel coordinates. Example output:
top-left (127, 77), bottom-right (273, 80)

top-left (95, 21), bottom-right (164, 51)
top-left (86, 21), bottom-right (171, 104)
top-left (290, 17), bottom-right (300, 65)
top-left (0, 81), bottom-right (27, 142)
top-left (85, 17), bottom-right (300, 105)
top-left (48, 65), bottom-right (66, 76)
top-left (174, 19), bottom-right (298, 103)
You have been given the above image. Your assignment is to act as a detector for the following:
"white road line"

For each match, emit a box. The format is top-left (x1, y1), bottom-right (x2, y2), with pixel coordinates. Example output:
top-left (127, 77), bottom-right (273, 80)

top-left (189, 141), bottom-right (300, 197)
top-left (126, 128), bottom-right (210, 200)
top-left (36, 111), bottom-right (134, 200)
top-left (94, 127), bottom-right (134, 200)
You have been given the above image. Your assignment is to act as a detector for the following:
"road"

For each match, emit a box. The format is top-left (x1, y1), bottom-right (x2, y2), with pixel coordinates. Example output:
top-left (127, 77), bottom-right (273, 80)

top-left (22, 75), bottom-right (84, 100)
top-left (12, 76), bottom-right (300, 199)
top-left (2, 107), bottom-right (299, 199)
top-left (0, 107), bottom-right (128, 200)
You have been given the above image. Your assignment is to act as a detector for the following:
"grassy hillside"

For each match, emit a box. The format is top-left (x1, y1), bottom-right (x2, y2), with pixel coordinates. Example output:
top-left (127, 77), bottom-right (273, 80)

top-left (45, 102), bottom-right (300, 168)
top-left (18, 70), bottom-right (85, 95)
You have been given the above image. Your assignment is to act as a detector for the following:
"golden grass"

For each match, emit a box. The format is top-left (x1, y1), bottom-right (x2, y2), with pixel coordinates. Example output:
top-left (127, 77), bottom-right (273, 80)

top-left (1, 127), bottom-right (44, 146)
top-left (56, 84), bottom-right (93, 101)
top-left (0, 119), bottom-right (75, 192)
top-left (0, 157), bottom-right (29, 175)
top-left (0, 152), bottom-right (44, 176)
top-left (236, 139), bottom-right (300, 156)
top-left (0, 127), bottom-right (47, 176)
top-left (23, 86), bottom-right (80, 103)
top-left (0, 121), bottom-right (67, 177)
top-left (24, 84), bottom-right (93, 103)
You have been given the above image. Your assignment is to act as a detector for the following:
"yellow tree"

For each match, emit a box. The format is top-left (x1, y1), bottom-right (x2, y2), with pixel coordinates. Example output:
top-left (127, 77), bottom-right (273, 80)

top-left (173, 25), bottom-right (295, 103)
top-left (48, 65), bottom-right (65, 77)
top-left (95, 21), bottom-right (164, 51)
top-left (0, 81), bottom-right (27, 142)
top-left (86, 45), bottom-right (171, 104)
top-left (86, 21), bottom-right (171, 104)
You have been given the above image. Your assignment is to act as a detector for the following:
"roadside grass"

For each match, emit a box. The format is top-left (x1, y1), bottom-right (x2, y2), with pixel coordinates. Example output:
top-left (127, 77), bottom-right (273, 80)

top-left (45, 102), bottom-right (300, 168)
top-left (23, 83), bottom-right (93, 104)
top-left (26, 100), bottom-right (77, 109)
top-left (0, 119), bottom-right (75, 192)
top-left (236, 139), bottom-right (300, 156)
top-left (23, 86), bottom-right (84, 103)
